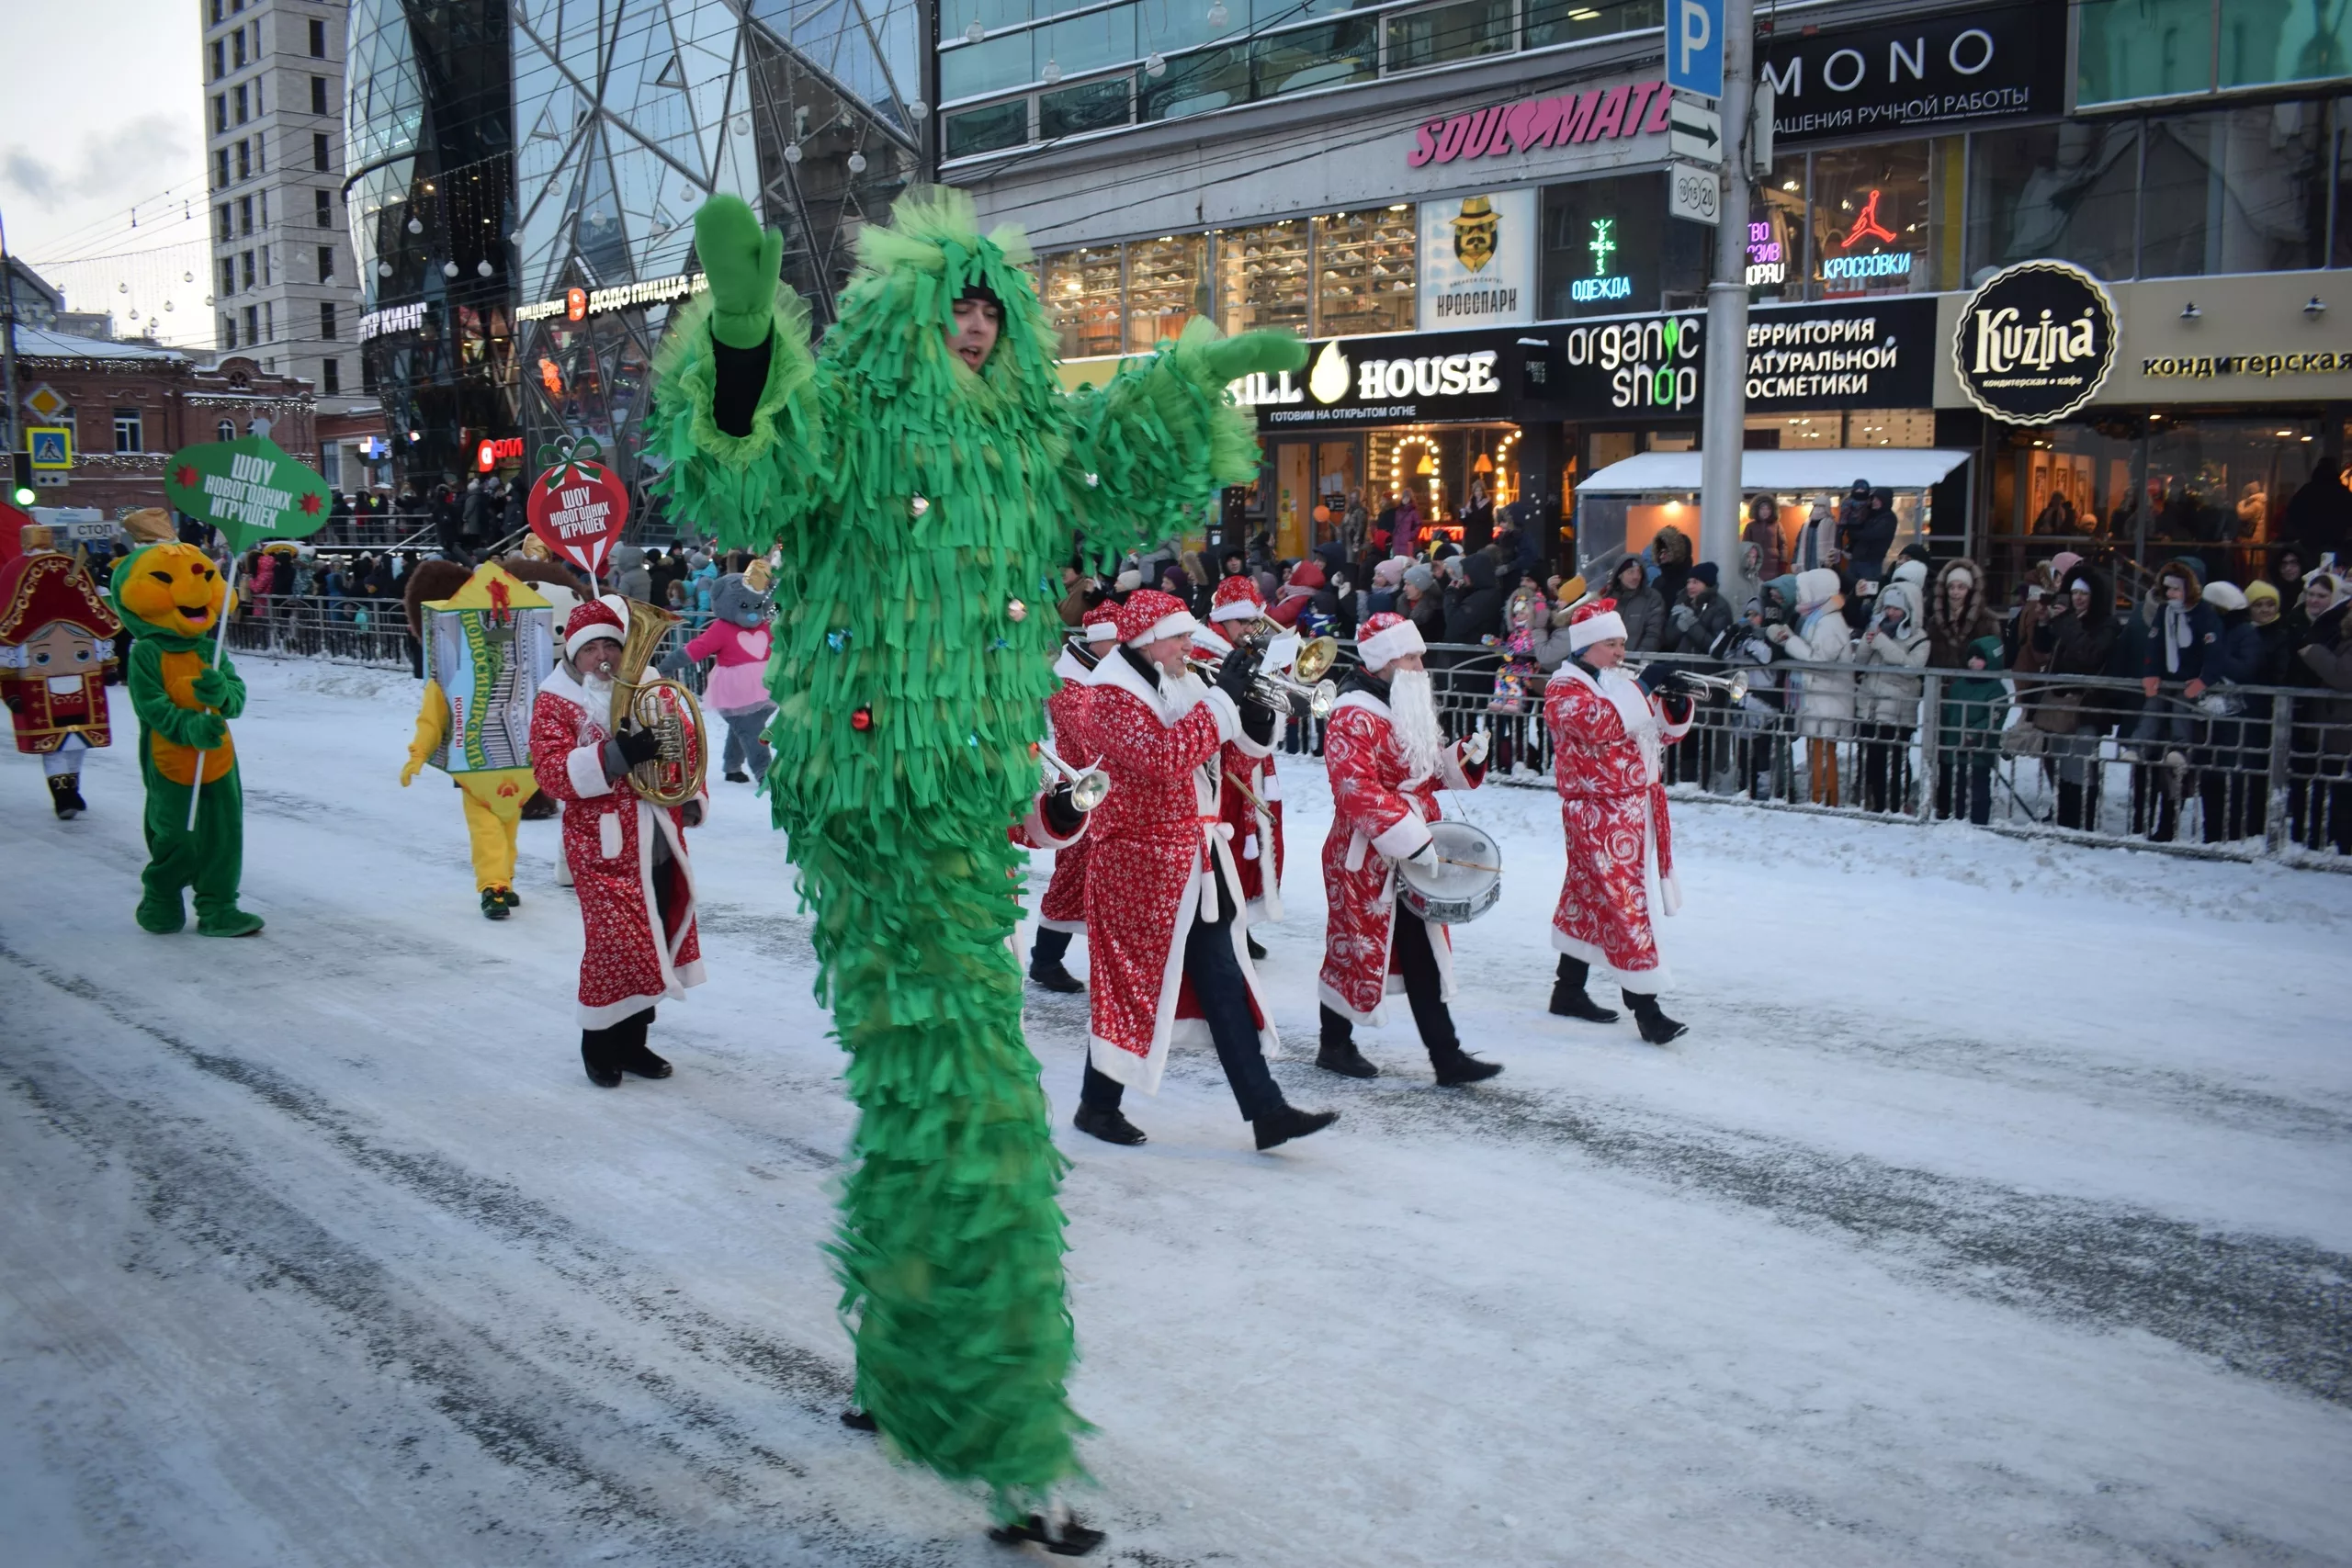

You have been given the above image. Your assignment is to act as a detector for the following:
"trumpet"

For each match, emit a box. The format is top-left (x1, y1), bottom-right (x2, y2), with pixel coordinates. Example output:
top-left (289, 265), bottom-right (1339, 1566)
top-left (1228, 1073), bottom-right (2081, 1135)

top-left (1038, 742), bottom-right (1111, 812)
top-left (1628, 661), bottom-right (1749, 705)
top-left (1188, 626), bottom-right (1341, 720)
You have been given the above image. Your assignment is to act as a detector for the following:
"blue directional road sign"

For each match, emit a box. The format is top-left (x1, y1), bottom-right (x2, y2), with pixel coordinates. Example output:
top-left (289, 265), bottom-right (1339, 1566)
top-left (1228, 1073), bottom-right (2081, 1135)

top-left (1668, 0), bottom-right (1724, 99)
top-left (27, 427), bottom-right (72, 470)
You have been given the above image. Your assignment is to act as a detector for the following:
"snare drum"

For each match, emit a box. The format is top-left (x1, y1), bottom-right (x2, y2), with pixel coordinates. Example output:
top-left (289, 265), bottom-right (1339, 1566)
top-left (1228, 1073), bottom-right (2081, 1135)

top-left (1395, 818), bottom-right (1503, 925)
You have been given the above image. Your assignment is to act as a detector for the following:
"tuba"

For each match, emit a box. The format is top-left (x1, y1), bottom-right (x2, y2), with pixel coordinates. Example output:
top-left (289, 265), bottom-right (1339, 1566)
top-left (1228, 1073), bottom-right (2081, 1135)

top-left (609, 599), bottom-right (711, 807)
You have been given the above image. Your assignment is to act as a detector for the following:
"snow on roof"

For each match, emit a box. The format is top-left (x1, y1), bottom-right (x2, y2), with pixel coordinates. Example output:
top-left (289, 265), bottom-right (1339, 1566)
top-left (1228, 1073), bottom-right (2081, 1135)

top-left (6, 323), bottom-right (193, 364)
top-left (1576, 448), bottom-right (1974, 496)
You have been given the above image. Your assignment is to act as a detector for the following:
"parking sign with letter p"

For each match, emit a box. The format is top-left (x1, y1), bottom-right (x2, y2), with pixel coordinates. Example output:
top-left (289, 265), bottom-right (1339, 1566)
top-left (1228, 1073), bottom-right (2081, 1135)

top-left (1669, 0), bottom-right (1724, 99)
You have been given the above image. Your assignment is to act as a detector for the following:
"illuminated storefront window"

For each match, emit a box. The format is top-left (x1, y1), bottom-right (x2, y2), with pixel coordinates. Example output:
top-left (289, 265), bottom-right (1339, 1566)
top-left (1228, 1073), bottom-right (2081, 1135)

top-left (1125, 233), bottom-right (1208, 351)
top-left (1807, 140), bottom-right (1961, 297)
top-left (1044, 247), bottom-right (1125, 358)
top-left (1541, 173), bottom-right (1704, 317)
top-left (1216, 219), bottom-right (1310, 336)
top-left (1313, 209), bottom-right (1417, 336)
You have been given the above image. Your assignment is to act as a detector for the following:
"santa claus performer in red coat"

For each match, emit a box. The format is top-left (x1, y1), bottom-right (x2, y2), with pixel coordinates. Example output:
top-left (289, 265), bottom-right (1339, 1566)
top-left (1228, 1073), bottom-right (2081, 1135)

top-left (1313, 611), bottom-right (1504, 1085)
top-left (1073, 589), bottom-right (1336, 1151)
top-left (1193, 574), bottom-right (1288, 957)
top-left (1544, 597), bottom-right (1698, 1043)
top-left (531, 595), bottom-right (709, 1086)
top-left (1028, 601), bottom-right (1121, 993)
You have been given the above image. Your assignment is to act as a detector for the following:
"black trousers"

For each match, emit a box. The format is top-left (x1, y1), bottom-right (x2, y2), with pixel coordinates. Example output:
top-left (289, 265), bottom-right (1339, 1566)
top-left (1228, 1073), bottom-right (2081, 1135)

top-left (582, 1006), bottom-right (655, 1059)
top-left (1032, 925), bottom-right (1073, 968)
top-left (1081, 906), bottom-right (1283, 1121)
top-left (1318, 908), bottom-right (1457, 1054)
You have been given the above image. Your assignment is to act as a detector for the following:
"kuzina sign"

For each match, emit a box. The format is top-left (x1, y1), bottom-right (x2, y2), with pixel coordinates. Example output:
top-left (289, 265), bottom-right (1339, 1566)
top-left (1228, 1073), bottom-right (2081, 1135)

top-left (1408, 78), bottom-right (1672, 168)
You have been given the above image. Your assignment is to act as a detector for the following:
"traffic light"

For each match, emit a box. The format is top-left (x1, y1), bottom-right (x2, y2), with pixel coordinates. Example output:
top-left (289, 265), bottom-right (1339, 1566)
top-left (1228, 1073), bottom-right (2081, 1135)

top-left (9, 452), bottom-right (34, 508)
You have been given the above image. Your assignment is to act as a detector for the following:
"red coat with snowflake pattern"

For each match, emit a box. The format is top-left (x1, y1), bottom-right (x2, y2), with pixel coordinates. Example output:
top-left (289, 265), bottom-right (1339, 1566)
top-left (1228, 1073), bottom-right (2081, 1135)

top-left (1037, 649), bottom-right (1097, 931)
top-left (531, 665), bottom-right (707, 1026)
top-left (1544, 662), bottom-right (1691, 984)
top-left (1080, 648), bottom-right (1275, 1092)
top-left (1194, 621), bottom-right (1285, 922)
top-left (1317, 691), bottom-right (1486, 1023)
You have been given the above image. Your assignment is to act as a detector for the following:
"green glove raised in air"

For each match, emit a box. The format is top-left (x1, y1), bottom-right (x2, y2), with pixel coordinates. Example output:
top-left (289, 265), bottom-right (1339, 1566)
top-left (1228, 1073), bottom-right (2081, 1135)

top-left (694, 195), bottom-right (785, 351)
top-left (1195, 329), bottom-right (1308, 384)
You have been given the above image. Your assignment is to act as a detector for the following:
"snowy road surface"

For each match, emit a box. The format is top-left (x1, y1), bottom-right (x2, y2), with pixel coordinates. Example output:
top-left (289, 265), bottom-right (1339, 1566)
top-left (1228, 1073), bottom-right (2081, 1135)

top-left (4, 660), bottom-right (2349, 1567)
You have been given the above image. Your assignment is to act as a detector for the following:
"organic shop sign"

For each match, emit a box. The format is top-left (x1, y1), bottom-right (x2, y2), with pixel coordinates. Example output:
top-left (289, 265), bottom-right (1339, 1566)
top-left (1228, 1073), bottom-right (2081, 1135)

top-left (1407, 77), bottom-right (1670, 168)
top-left (2142, 351), bottom-right (2352, 379)
top-left (1758, 2), bottom-right (2060, 144)
top-left (1558, 312), bottom-right (1705, 412)
top-left (1952, 260), bottom-right (2118, 423)
top-left (164, 436), bottom-right (333, 550)
top-left (516, 272), bottom-right (709, 324)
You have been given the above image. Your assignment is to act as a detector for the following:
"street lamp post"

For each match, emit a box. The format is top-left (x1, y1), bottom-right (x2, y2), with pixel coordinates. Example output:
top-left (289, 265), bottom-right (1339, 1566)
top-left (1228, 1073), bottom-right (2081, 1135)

top-left (1, 204), bottom-right (23, 482)
top-left (1697, 0), bottom-right (1756, 575)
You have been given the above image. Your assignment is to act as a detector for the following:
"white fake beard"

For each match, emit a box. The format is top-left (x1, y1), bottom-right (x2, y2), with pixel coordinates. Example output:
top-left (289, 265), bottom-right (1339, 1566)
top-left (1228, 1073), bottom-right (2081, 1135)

top-left (581, 671), bottom-right (616, 702)
top-left (1388, 667), bottom-right (1444, 783)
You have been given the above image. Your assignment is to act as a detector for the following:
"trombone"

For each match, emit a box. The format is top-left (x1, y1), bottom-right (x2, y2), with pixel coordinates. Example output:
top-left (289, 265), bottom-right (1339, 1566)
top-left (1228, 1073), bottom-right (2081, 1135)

top-left (1187, 620), bottom-right (1342, 719)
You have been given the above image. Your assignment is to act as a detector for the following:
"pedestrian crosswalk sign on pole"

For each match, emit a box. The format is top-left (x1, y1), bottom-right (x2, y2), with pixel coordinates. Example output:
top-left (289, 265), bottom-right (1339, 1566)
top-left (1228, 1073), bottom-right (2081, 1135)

top-left (28, 427), bottom-right (72, 470)
top-left (1668, 95), bottom-right (1724, 166)
top-left (1668, 0), bottom-right (1724, 99)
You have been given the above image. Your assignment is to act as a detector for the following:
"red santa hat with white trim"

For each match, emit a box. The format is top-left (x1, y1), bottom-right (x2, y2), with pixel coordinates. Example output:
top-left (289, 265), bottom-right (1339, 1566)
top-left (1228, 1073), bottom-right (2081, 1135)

top-left (564, 593), bottom-right (630, 660)
top-left (1114, 588), bottom-right (1197, 646)
top-left (1208, 574), bottom-right (1268, 625)
top-left (1568, 596), bottom-right (1628, 651)
top-left (1080, 601), bottom-right (1123, 644)
top-left (1355, 610), bottom-right (1424, 671)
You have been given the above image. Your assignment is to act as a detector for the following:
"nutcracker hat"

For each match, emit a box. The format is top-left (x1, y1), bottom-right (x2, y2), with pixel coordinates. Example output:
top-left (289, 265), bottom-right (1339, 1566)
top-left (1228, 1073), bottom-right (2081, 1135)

top-left (1355, 610), bottom-right (1425, 671)
top-left (0, 550), bottom-right (121, 648)
top-left (564, 593), bottom-right (630, 660)
top-left (1568, 596), bottom-right (1629, 651)
top-left (1209, 574), bottom-right (1268, 624)
top-left (1080, 601), bottom-right (1124, 643)
top-left (1115, 588), bottom-right (1196, 646)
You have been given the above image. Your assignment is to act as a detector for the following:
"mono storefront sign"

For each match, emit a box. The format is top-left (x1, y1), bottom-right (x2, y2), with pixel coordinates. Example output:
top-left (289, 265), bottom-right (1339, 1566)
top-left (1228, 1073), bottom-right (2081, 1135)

top-left (1953, 261), bottom-right (2119, 423)
top-left (1238, 331), bottom-right (1516, 428)
top-left (1758, 2), bottom-right (2060, 144)
top-left (1407, 78), bottom-right (1670, 169)
top-left (1744, 298), bottom-right (1936, 409)
top-left (358, 301), bottom-right (430, 342)
top-left (2142, 350), bottom-right (2352, 380)
top-left (515, 272), bottom-right (708, 324)
top-left (1419, 191), bottom-right (1537, 331)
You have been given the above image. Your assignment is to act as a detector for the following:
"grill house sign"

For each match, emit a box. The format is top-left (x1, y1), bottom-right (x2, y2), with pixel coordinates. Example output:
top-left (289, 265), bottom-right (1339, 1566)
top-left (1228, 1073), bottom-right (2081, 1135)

top-left (1952, 261), bottom-right (2119, 424)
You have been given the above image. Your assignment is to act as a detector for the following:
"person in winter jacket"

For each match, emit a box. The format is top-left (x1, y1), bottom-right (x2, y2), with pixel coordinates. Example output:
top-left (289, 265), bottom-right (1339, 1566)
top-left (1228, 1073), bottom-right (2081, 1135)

top-left (1793, 499), bottom-right (1838, 574)
top-left (2030, 565), bottom-right (2120, 829)
top-left (1365, 556), bottom-right (1408, 617)
top-left (1854, 569), bottom-right (1930, 813)
top-left (1841, 487), bottom-right (1897, 583)
top-left (1771, 566), bottom-right (1855, 804)
top-left (2244, 580), bottom-right (2295, 684)
top-left (1442, 550), bottom-right (1505, 646)
top-left (1649, 525), bottom-right (1694, 611)
top-left (2131, 558), bottom-right (2224, 826)
top-left (1268, 558), bottom-right (1325, 629)
top-left (2293, 578), bottom-right (2352, 853)
top-left (2192, 580), bottom-right (2270, 841)
top-left (1487, 583), bottom-right (1548, 773)
top-left (1668, 562), bottom-right (1734, 657)
top-left (1925, 558), bottom-right (2001, 825)
top-left (1401, 562), bottom-right (1445, 645)
top-left (1602, 555), bottom-right (1668, 653)
top-left (609, 544), bottom-right (654, 604)
top-left (1744, 494), bottom-right (1787, 581)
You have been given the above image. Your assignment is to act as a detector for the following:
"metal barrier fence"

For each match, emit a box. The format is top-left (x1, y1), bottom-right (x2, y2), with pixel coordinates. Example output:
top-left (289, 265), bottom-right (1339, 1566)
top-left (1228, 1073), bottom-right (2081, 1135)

top-left (1298, 642), bottom-right (2349, 870)
top-left (225, 595), bottom-right (713, 696)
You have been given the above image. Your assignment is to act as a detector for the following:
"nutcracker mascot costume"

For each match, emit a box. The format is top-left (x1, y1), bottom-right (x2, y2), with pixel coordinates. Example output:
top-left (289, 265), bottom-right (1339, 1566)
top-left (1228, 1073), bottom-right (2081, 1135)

top-left (531, 595), bottom-right (707, 1085)
top-left (1, 531), bottom-right (120, 818)
top-left (1028, 601), bottom-right (1121, 993)
top-left (1196, 574), bottom-right (1287, 955)
top-left (643, 186), bottom-right (1303, 1549)
top-left (109, 541), bottom-right (264, 936)
top-left (1075, 589), bottom-right (1337, 1152)
top-left (1544, 597), bottom-right (1697, 1043)
top-left (1314, 612), bottom-right (1503, 1085)
top-left (401, 560), bottom-right (558, 918)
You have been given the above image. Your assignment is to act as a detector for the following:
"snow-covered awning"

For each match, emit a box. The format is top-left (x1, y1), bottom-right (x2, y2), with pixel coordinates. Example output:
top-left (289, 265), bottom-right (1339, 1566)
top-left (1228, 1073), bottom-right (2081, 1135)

top-left (1575, 448), bottom-right (1973, 496)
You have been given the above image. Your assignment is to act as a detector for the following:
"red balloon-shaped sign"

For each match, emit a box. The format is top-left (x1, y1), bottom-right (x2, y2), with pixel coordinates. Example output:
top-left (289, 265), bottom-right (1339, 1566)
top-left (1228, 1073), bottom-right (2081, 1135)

top-left (526, 458), bottom-right (631, 578)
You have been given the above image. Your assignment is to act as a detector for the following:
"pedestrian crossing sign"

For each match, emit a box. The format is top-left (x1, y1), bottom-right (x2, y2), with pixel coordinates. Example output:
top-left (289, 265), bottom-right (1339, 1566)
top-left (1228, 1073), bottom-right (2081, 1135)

top-left (28, 427), bottom-right (72, 469)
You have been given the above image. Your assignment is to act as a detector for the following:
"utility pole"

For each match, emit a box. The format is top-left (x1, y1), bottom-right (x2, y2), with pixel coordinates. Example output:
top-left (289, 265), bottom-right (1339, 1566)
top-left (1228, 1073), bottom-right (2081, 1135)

top-left (1696, 0), bottom-right (1755, 574)
top-left (1, 205), bottom-right (22, 478)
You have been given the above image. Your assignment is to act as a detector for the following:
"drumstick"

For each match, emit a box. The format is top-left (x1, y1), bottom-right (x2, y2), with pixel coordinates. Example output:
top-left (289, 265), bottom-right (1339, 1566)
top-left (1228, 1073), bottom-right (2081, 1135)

top-left (1223, 769), bottom-right (1273, 817)
top-left (1434, 855), bottom-right (1502, 873)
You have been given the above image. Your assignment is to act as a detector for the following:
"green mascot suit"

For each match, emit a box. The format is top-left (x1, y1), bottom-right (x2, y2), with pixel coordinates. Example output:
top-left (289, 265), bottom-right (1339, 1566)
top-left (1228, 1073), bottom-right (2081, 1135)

top-left (647, 186), bottom-right (1301, 1537)
top-left (110, 541), bottom-right (263, 937)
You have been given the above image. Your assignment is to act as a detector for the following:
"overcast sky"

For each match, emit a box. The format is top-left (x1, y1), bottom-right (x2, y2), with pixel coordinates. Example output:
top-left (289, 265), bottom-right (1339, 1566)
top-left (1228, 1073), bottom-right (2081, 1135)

top-left (1, 0), bottom-right (210, 337)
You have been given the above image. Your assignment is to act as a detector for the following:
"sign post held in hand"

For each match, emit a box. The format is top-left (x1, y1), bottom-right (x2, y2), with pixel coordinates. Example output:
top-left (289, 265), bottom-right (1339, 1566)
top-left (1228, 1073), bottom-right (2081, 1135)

top-left (526, 438), bottom-right (630, 586)
top-left (163, 434), bottom-right (335, 829)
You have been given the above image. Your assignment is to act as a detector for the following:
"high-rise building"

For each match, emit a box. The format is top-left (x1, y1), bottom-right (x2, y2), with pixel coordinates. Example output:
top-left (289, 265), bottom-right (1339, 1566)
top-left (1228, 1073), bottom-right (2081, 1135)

top-left (200, 0), bottom-right (365, 403)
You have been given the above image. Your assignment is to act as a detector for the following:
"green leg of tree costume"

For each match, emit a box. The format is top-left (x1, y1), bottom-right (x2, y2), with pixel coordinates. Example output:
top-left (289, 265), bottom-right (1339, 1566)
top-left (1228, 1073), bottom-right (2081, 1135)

top-left (135, 765), bottom-right (250, 935)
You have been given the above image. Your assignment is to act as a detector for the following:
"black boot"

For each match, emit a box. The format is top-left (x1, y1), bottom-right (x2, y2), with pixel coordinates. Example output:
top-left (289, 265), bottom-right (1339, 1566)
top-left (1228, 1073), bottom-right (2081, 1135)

top-left (1549, 955), bottom-right (1620, 1022)
top-left (1428, 1043), bottom-right (1503, 1085)
top-left (618, 1040), bottom-right (673, 1078)
top-left (1247, 933), bottom-right (1268, 961)
top-left (840, 1407), bottom-right (877, 1432)
top-left (1073, 1103), bottom-right (1147, 1145)
top-left (1030, 928), bottom-right (1085, 993)
top-left (47, 774), bottom-right (81, 819)
top-left (580, 1034), bottom-right (624, 1089)
top-left (1317, 1039), bottom-right (1378, 1077)
top-left (989, 1512), bottom-right (1106, 1556)
top-left (1253, 1104), bottom-right (1339, 1151)
top-left (1623, 991), bottom-right (1688, 1044)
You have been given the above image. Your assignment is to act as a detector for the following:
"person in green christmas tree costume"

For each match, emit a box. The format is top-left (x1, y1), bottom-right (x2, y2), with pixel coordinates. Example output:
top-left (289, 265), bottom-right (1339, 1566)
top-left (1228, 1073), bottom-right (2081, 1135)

top-left (647, 187), bottom-right (1303, 1552)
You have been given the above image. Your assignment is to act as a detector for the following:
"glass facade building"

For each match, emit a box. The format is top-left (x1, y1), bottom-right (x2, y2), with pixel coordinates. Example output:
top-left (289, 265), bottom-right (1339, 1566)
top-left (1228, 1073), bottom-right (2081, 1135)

top-left (347, 0), bottom-right (519, 492)
top-left (508, 0), bottom-right (925, 504)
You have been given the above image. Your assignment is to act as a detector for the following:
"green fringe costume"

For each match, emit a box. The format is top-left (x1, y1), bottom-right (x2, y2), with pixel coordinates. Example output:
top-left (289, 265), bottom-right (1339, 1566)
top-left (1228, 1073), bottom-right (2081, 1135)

top-left (645, 187), bottom-right (1297, 1517)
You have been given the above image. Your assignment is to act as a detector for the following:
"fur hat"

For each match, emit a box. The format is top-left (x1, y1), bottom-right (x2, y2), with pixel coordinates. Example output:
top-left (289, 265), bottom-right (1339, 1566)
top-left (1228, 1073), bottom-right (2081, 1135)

top-left (1209, 574), bottom-right (1268, 623)
top-left (2202, 581), bottom-right (2248, 613)
top-left (565, 594), bottom-right (628, 660)
top-left (1081, 601), bottom-right (1123, 643)
top-left (1115, 588), bottom-right (1195, 646)
top-left (1356, 610), bottom-right (1424, 670)
top-left (1569, 596), bottom-right (1628, 651)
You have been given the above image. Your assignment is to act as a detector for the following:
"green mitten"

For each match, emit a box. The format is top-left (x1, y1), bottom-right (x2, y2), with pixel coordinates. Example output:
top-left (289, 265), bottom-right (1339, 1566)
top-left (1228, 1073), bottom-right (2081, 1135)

top-left (192, 667), bottom-right (231, 706)
top-left (1196, 329), bottom-right (1307, 383)
top-left (693, 196), bottom-right (785, 351)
